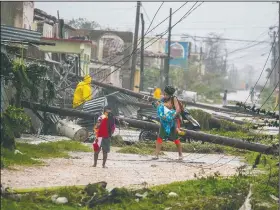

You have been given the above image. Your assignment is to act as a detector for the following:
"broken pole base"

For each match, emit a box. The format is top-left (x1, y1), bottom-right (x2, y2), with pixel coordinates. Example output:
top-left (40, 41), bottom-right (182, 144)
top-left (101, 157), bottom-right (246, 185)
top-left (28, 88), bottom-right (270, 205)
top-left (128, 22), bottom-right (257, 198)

top-left (56, 119), bottom-right (88, 142)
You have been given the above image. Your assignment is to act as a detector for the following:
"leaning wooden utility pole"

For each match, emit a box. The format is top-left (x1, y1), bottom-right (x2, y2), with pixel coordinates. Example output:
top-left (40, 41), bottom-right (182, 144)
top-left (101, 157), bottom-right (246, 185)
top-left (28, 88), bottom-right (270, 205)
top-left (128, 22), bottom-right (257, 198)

top-left (139, 13), bottom-right (145, 91)
top-left (130, 1), bottom-right (141, 90)
top-left (163, 8), bottom-right (172, 87)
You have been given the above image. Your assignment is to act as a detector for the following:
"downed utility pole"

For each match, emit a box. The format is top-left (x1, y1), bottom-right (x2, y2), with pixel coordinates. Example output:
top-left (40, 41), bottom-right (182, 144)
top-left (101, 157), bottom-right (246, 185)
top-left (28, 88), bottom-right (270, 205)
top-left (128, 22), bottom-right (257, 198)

top-left (68, 72), bottom-right (253, 114)
top-left (115, 97), bottom-right (246, 126)
top-left (87, 78), bottom-right (245, 114)
top-left (22, 101), bottom-right (278, 155)
top-left (68, 72), bottom-right (269, 118)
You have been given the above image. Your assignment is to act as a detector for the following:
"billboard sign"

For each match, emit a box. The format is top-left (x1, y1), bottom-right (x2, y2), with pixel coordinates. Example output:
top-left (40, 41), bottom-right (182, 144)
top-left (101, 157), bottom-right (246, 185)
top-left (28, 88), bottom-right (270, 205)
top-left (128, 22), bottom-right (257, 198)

top-left (165, 41), bottom-right (189, 70)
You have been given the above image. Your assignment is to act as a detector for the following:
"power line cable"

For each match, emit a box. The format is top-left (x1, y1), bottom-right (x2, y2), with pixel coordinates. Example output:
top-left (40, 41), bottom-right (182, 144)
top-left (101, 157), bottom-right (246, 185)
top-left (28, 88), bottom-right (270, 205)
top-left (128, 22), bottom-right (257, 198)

top-left (145, 2), bottom-right (164, 35)
top-left (58, 2), bottom-right (188, 92)
top-left (181, 34), bottom-right (271, 43)
top-left (98, 2), bottom-right (203, 84)
top-left (91, 2), bottom-right (188, 77)
top-left (141, 3), bottom-right (152, 24)
top-left (67, 2), bottom-right (203, 104)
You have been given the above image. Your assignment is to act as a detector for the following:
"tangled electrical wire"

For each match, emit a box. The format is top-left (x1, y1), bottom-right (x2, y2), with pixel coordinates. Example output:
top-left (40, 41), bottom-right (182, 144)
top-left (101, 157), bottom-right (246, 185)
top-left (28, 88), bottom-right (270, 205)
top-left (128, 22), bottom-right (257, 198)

top-left (236, 101), bottom-right (279, 120)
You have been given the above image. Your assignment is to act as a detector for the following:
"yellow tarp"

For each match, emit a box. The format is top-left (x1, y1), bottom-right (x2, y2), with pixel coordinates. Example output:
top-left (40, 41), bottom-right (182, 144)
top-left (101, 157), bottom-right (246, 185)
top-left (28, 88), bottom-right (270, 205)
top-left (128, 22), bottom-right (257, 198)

top-left (73, 75), bottom-right (92, 108)
top-left (153, 88), bottom-right (161, 100)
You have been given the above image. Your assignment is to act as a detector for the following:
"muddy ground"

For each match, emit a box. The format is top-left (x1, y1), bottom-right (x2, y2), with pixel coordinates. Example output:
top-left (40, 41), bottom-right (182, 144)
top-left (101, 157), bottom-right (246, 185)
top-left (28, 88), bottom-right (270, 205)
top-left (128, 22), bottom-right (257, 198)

top-left (1, 147), bottom-right (244, 190)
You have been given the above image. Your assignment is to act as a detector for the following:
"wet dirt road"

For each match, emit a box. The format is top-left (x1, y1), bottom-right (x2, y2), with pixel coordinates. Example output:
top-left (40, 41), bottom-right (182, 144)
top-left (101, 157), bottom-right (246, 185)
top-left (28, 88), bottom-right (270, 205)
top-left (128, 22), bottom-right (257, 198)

top-left (1, 149), bottom-right (244, 190)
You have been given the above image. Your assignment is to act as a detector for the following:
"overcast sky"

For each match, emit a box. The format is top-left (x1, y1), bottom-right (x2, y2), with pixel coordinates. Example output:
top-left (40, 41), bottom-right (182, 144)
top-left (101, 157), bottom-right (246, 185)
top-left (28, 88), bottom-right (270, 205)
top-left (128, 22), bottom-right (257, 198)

top-left (35, 2), bottom-right (278, 83)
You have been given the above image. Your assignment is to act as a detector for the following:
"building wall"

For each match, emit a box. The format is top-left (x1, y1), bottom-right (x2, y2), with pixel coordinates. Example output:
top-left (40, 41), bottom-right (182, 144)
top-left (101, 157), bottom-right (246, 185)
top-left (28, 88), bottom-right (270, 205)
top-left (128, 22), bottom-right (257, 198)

top-left (22, 2), bottom-right (34, 30)
top-left (40, 40), bottom-right (83, 54)
top-left (43, 23), bottom-right (53, 38)
top-left (143, 37), bottom-right (166, 69)
top-left (144, 37), bottom-right (165, 53)
top-left (1, 2), bottom-right (34, 29)
top-left (39, 39), bottom-right (93, 76)
top-left (89, 63), bottom-right (121, 87)
top-left (1, 2), bottom-right (23, 27)
top-left (80, 43), bottom-right (91, 76)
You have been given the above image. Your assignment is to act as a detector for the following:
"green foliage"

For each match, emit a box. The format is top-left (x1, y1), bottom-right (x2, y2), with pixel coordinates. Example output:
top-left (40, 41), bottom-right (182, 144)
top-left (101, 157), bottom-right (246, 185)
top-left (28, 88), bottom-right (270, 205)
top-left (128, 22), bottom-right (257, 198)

top-left (117, 141), bottom-right (225, 155)
top-left (142, 68), bottom-right (160, 91)
top-left (67, 17), bottom-right (100, 29)
top-left (1, 175), bottom-right (249, 210)
top-left (1, 140), bottom-right (91, 168)
top-left (1, 106), bottom-right (31, 149)
top-left (25, 63), bottom-right (55, 103)
top-left (189, 109), bottom-right (212, 130)
top-left (259, 87), bottom-right (277, 111)
top-left (244, 153), bottom-right (279, 209)
top-left (111, 135), bottom-right (126, 147)
top-left (206, 130), bottom-right (275, 144)
top-left (1, 55), bottom-right (55, 107)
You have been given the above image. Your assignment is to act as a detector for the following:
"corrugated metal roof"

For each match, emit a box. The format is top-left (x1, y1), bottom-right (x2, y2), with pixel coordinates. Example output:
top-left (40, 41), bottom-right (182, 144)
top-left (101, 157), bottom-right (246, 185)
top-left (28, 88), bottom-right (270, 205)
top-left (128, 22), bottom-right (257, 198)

top-left (77, 96), bottom-right (107, 130)
top-left (138, 108), bottom-right (157, 117)
top-left (1, 24), bottom-right (42, 43)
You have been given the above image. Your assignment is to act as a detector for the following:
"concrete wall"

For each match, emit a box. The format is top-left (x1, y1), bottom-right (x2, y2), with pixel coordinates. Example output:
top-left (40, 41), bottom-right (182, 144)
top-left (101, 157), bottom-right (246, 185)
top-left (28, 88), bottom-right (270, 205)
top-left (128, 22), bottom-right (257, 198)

top-left (1, 2), bottom-right (23, 27)
top-left (39, 40), bottom-right (81, 54)
top-left (43, 23), bottom-right (53, 38)
top-left (144, 37), bottom-right (166, 69)
top-left (89, 63), bottom-right (121, 87)
top-left (0, 2), bottom-right (34, 29)
top-left (80, 43), bottom-right (91, 76)
top-left (22, 2), bottom-right (34, 30)
top-left (39, 39), bottom-right (93, 76)
top-left (144, 37), bottom-right (165, 53)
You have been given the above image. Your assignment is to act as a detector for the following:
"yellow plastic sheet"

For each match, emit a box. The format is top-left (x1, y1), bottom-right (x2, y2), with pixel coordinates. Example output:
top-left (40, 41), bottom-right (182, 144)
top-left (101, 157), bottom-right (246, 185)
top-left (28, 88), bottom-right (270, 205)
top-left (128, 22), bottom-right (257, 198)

top-left (153, 88), bottom-right (161, 100)
top-left (73, 75), bottom-right (92, 108)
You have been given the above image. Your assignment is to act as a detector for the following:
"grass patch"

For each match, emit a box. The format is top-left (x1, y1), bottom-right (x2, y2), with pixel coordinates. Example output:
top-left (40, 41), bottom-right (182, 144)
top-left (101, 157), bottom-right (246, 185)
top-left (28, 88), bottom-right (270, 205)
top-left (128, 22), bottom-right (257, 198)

top-left (115, 130), bottom-right (276, 157)
top-left (117, 141), bottom-right (227, 155)
top-left (243, 152), bottom-right (279, 210)
top-left (1, 140), bottom-right (91, 168)
top-left (1, 175), bottom-right (250, 210)
top-left (117, 146), bottom-right (156, 155)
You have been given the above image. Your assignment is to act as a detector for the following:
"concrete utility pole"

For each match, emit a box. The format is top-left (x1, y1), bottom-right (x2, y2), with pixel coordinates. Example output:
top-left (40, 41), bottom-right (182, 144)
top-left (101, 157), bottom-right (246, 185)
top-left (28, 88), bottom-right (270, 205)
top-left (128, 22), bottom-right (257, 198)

top-left (130, 1), bottom-right (141, 90)
top-left (199, 46), bottom-right (202, 74)
top-left (273, 31), bottom-right (277, 87)
top-left (163, 8), bottom-right (172, 88)
top-left (139, 13), bottom-right (145, 91)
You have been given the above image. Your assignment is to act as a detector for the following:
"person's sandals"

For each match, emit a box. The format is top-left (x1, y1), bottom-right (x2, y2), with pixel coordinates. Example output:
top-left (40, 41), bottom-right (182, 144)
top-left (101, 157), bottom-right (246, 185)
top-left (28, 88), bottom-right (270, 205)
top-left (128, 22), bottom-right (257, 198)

top-left (152, 156), bottom-right (159, 160)
top-left (102, 165), bottom-right (108, 168)
top-left (178, 156), bottom-right (183, 161)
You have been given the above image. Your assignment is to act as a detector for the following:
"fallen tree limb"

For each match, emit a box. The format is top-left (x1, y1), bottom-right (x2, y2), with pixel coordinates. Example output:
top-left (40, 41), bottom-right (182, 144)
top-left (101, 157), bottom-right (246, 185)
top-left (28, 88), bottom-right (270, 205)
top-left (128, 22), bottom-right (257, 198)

top-left (21, 101), bottom-right (278, 155)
